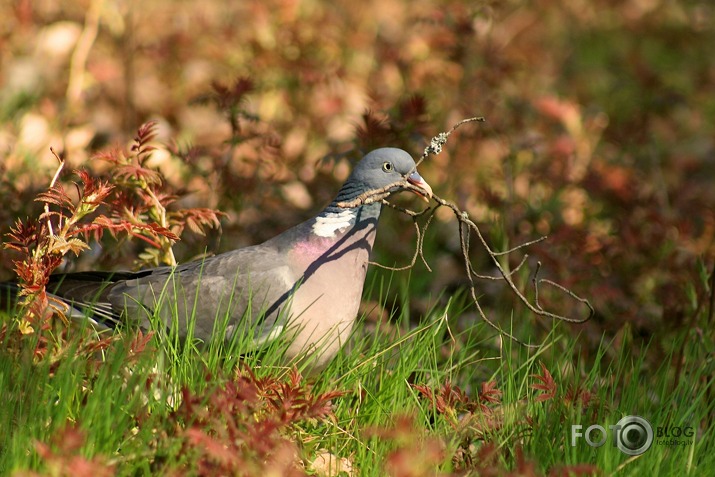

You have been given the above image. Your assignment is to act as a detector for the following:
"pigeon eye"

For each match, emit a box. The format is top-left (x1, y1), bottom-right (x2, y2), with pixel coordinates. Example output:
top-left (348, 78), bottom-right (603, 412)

top-left (382, 162), bottom-right (393, 172)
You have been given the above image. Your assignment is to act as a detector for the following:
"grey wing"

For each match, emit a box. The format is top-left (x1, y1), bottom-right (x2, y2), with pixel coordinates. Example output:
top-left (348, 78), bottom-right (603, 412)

top-left (107, 245), bottom-right (296, 342)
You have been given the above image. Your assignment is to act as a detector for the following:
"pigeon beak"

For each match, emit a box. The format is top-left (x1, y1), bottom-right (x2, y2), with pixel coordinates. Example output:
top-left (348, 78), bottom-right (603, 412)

top-left (407, 171), bottom-right (433, 202)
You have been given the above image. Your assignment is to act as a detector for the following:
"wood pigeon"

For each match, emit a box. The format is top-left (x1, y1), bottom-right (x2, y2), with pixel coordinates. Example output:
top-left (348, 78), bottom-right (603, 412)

top-left (2, 148), bottom-right (433, 369)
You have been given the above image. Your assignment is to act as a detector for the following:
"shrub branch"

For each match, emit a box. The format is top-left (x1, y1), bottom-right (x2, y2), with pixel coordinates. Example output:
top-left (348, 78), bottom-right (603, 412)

top-left (3, 122), bottom-right (223, 334)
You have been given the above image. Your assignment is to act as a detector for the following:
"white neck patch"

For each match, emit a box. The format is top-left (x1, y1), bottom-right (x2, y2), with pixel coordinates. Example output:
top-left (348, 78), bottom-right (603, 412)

top-left (312, 209), bottom-right (355, 238)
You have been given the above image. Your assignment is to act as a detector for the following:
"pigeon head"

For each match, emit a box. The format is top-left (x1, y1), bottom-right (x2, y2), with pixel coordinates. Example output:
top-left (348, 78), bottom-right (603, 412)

top-left (348, 148), bottom-right (433, 201)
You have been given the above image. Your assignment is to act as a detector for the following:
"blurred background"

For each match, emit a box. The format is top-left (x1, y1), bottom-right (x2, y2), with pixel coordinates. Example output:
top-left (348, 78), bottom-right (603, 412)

top-left (1, 0), bottom-right (713, 363)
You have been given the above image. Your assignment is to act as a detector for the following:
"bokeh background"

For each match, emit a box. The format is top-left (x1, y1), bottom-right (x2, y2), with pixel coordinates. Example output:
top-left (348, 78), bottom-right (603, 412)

top-left (1, 0), bottom-right (714, 362)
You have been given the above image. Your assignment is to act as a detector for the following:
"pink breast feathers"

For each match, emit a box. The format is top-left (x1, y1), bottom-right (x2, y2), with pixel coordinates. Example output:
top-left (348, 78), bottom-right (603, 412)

top-left (290, 236), bottom-right (341, 264)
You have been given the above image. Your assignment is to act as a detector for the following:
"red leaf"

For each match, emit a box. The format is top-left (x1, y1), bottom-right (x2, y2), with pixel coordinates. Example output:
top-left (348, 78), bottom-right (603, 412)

top-left (479, 380), bottom-right (502, 404)
top-left (531, 362), bottom-right (558, 402)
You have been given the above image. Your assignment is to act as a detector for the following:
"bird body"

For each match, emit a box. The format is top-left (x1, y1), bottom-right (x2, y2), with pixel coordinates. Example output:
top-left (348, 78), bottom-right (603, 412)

top-left (3, 148), bottom-right (432, 368)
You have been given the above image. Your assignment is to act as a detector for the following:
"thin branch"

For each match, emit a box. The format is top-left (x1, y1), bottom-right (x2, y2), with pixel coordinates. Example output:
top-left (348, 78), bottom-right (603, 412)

top-left (143, 187), bottom-right (177, 266)
top-left (367, 219), bottom-right (423, 272)
top-left (532, 262), bottom-right (594, 323)
top-left (334, 181), bottom-right (433, 209)
top-left (433, 194), bottom-right (594, 325)
top-left (47, 148), bottom-right (66, 237)
top-left (472, 254), bottom-right (529, 280)
top-left (417, 116), bottom-right (486, 166)
top-left (334, 116), bottom-right (594, 346)
top-left (379, 198), bottom-right (431, 219)
top-left (334, 181), bottom-right (407, 209)
top-left (66, 0), bottom-right (101, 109)
top-left (456, 215), bottom-right (536, 346)
top-left (492, 236), bottom-right (548, 256)
top-left (337, 117), bottom-right (487, 209)
top-left (368, 204), bottom-right (435, 272)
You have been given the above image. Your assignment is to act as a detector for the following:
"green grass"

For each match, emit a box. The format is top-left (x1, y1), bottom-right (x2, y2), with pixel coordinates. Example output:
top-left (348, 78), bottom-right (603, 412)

top-left (1, 272), bottom-right (712, 476)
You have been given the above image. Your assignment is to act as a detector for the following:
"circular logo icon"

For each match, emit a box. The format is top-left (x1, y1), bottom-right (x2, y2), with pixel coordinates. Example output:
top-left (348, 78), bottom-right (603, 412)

top-left (615, 415), bottom-right (653, 456)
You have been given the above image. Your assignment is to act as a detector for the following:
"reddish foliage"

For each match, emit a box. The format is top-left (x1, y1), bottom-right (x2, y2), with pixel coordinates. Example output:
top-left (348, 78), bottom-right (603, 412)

top-left (20, 424), bottom-right (114, 477)
top-left (411, 378), bottom-right (505, 463)
top-left (479, 380), bottom-right (503, 406)
top-left (94, 121), bottom-right (223, 265)
top-left (413, 381), bottom-right (473, 415)
top-left (549, 464), bottom-right (601, 477)
top-left (125, 329), bottom-right (155, 363)
top-left (368, 414), bottom-right (447, 477)
top-left (531, 362), bottom-right (558, 402)
top-left (413, 380), bottom-right (502, 420)
top-left (372, 415), bottom-right (601, 476)
top-left (130, 121), bottom-right (158, 156)
top-left (2, 121), bottom-right (223, 336)
top-left (168, 366), bottom-right (343, 476)
top-left (354, 96), bottom-right (431, 152)
top-left (565, 383), bottom-right (595, 409)
top-left (210, 77), bottom-right (256, 134)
